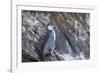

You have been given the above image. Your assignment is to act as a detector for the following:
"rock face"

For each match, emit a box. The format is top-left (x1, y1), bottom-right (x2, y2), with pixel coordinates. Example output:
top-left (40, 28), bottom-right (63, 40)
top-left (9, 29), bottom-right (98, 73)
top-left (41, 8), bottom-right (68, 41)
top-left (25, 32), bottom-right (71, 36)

top-left (22, 10), bottom-right (90, 62)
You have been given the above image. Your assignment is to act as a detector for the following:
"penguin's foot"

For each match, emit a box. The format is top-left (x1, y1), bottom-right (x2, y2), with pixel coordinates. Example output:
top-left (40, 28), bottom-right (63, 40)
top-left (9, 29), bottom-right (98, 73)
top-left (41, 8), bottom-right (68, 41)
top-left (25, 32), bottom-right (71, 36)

top-left (50, 53), bottom-right (55, 56)
top-left (50, 50), bottom-right (55, 56)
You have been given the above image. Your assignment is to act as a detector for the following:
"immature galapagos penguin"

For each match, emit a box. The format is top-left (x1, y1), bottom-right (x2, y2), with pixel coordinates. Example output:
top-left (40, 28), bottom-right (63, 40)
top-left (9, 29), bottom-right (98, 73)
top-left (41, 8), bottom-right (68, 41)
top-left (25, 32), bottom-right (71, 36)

top-left (43, 24), bottom-right (56, 57)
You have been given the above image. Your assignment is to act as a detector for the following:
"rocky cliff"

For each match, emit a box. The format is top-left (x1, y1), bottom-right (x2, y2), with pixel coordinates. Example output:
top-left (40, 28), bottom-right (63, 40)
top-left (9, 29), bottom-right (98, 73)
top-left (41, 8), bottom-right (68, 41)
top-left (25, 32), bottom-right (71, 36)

top-left (22, 10), bottom-right (90, 62)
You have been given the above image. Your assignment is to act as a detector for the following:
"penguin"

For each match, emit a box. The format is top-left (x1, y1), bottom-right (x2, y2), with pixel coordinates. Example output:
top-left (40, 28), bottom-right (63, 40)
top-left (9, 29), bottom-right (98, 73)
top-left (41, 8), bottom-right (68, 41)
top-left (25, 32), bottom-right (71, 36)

top-left (43, 24), bottom-right (56, 57)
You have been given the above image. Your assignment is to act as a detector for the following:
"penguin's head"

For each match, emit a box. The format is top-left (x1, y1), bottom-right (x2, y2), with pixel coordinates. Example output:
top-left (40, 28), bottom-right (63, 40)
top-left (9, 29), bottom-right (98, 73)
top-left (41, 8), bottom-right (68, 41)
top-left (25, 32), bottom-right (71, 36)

top-left (47, 24), bottom-right (56, 31)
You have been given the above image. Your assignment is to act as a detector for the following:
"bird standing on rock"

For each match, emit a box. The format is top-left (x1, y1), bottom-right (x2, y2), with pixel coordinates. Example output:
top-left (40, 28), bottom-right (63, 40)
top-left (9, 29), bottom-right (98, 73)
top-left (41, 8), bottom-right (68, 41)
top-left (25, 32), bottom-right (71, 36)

top-left (43, 24), bottom-right (56, 57)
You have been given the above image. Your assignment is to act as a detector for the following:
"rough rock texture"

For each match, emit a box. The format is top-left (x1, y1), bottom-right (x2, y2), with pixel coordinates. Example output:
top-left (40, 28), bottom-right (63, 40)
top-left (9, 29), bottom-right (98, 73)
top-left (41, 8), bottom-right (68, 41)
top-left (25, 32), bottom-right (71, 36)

top-left (22, 10), bottom-right (90, 62)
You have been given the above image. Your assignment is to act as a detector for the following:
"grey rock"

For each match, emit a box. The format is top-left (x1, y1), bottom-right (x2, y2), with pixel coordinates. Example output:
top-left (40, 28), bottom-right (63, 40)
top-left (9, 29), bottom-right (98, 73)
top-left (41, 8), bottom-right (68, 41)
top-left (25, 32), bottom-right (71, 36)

top-left (22, 10), bottom-right (90, 62)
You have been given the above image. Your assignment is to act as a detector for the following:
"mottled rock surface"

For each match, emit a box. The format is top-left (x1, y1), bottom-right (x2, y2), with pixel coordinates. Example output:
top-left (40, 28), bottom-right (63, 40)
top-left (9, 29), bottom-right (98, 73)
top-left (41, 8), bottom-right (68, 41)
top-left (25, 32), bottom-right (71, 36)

top-left (22, 10), bottom-right (90, 62)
